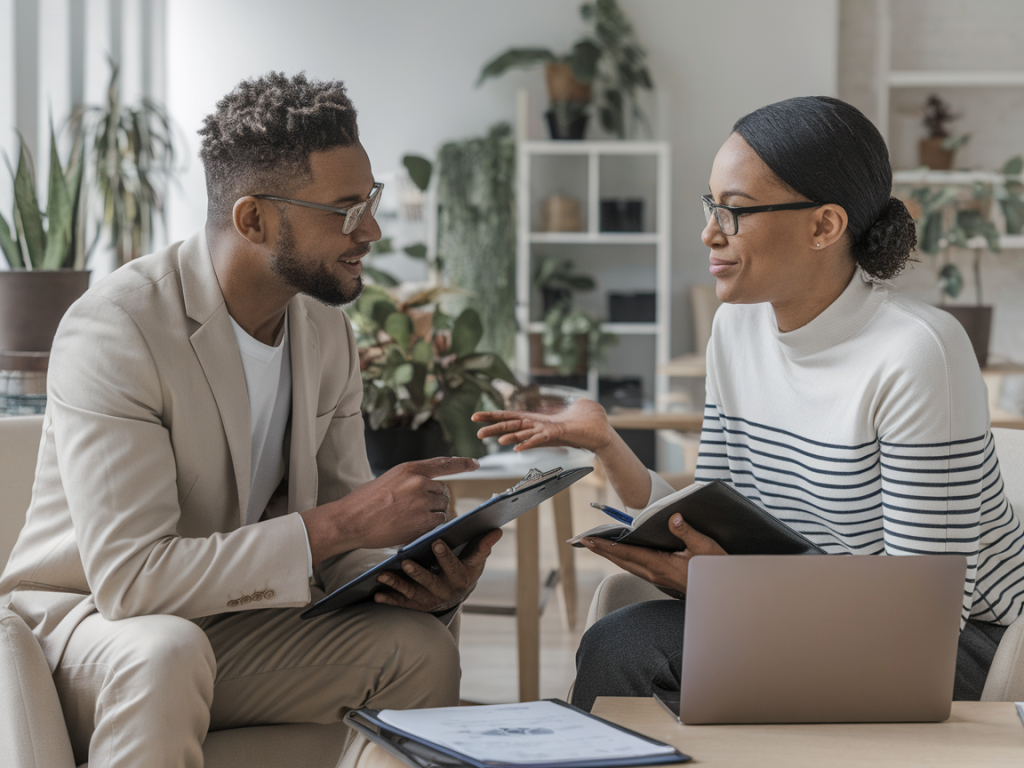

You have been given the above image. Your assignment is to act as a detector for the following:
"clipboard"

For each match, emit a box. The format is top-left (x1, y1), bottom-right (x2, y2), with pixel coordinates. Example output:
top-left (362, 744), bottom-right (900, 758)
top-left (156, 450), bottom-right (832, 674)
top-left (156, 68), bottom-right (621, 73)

top-left (344, 699), bottom-right (691, 768)
top-left (301, 466), bottom-right (593, 619)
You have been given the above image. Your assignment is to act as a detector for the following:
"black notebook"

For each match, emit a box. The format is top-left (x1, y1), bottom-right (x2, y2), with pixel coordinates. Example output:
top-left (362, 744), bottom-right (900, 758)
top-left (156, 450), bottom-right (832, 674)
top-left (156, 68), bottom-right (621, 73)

top-left (570, 479), bottom-right (824, 555)
top-left (302, 466), bottom-right (594, 619)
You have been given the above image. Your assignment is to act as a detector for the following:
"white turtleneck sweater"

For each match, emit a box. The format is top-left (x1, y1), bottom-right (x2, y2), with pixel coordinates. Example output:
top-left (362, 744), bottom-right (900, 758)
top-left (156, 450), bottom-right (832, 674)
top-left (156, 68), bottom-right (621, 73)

top-left (652, 270), bottom-right (1024, 628)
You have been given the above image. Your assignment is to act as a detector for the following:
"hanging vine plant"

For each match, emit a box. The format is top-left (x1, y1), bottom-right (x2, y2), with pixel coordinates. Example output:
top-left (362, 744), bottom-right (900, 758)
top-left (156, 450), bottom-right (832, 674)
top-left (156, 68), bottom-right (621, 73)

top-left (435, 122), bottom-right (517, 364)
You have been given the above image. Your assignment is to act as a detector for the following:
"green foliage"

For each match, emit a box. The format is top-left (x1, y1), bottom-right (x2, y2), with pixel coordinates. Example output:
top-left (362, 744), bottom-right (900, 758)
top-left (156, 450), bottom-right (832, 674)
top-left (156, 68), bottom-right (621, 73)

top-left (71, 59), bottom-right (178, 267)
top-left (476, 0), bottom-right (653, 139)
top-left (898, 177), bottom-right (1011, 305)
top-left (541, 300), bottom-right (617, 375)
top-left (996, 155), bottom-right (1024, 235)
top-left (0, 122), bottom-right (89, 270)
top-left (436, 123), bottom-right (517, 363)
top-left (402, 154), bottom-right (433, 192)
top-left (349, 285), bottom-right (519, 458)
top-left (533, 256), bottom-right (596, 292)
top-left (583, 0), bottom-right (654, 137)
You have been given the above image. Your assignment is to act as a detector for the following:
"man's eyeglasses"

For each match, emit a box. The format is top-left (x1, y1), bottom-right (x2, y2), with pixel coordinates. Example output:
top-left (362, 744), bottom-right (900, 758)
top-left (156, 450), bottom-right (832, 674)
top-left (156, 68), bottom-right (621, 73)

top-left (253, 182), bottom-right (384, 235)
top-left (701, 194), bottom-right (823, 236)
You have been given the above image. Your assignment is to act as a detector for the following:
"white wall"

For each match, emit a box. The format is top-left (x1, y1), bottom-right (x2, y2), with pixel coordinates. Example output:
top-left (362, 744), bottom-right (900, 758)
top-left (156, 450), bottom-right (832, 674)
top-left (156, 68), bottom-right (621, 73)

top-left (165, 0), bottom-right (839, 355)
top-left (839, 0), bottom-right (1024, 380)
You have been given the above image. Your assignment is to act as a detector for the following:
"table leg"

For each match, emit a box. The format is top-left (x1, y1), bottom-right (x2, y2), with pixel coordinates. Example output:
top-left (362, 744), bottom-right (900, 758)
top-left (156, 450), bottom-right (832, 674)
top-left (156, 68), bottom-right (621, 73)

top-left (550, 492), bottom-right (577, 631)
top-left (516, 506), bottom-right (540, 702)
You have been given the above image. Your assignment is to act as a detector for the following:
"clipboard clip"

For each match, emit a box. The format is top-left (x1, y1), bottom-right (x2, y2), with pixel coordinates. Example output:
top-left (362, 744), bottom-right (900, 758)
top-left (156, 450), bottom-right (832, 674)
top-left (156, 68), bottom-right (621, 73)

top-left (504, 466), bottom-right (563, 496)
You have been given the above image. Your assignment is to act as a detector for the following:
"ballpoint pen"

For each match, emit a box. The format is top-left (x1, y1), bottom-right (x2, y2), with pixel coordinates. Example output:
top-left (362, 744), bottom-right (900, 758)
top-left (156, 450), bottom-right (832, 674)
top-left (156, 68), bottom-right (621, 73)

top-left (590, 502), bottom-right (633, 526)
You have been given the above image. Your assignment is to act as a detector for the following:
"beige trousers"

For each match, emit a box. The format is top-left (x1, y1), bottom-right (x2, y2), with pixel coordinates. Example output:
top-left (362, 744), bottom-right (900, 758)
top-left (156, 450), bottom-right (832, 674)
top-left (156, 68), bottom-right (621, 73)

top-left (53, 601), bottom-right (461, 768)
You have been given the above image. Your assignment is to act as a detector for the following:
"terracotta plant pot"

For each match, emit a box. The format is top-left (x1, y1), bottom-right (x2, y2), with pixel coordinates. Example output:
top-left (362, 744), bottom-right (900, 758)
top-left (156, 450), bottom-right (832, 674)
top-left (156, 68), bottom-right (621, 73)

top-left (544, 62), bottom-right (591, 103)
top-left (919, 137), bottom-right (954, 170)
top-left (941, 305), bottom-right (992, 368)
top-left (0, 270), bottom-right (91, 353)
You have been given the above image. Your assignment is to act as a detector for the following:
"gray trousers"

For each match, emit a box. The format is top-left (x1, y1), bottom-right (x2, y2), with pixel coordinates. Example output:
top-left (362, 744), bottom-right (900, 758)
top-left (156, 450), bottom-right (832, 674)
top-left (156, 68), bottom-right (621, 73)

top-left (571, 598), bottom-right (1007, 712)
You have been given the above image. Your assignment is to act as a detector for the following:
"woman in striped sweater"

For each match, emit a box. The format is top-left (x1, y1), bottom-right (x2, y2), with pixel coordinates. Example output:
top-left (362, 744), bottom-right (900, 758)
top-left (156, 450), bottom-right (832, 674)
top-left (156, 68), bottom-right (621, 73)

top-left (473, 96), bottom-right (1024, 710)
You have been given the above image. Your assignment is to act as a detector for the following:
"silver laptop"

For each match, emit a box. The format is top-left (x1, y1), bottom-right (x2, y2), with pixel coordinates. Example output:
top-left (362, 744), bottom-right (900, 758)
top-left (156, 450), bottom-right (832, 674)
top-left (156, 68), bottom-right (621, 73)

top-left (660, 554), bottom-right (966, 724)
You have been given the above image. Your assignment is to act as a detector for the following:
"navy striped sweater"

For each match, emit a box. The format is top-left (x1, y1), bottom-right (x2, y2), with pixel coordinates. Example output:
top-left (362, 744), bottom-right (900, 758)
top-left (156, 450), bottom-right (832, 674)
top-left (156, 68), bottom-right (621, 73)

top-left (653, 271), bottom-right (1024, 628)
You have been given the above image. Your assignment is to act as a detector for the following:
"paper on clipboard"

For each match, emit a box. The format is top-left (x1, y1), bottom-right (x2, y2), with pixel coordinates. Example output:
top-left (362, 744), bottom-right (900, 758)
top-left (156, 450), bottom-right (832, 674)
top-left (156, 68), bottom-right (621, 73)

top-left (375, 701), bottom-right (678, 765)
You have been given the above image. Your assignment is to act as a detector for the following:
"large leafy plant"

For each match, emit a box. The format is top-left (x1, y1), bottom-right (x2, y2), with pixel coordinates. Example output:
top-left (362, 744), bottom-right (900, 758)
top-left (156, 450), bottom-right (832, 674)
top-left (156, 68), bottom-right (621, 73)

top-left (477, 0), bottom-right (654, 138)
top-left (71, 60), bottom-right (178, 267)
top-left (350, 284), bottom-right (519, 458)
top-left (0, 124), bottom-right (88, 270)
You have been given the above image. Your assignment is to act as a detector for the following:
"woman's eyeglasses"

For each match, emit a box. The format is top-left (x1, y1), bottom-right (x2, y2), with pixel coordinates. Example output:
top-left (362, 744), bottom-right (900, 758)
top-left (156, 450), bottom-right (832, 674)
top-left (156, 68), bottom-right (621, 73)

top-left (701, 194), bottom-right (823, 236)
top-left (253, 182), bottom-right (384, 235)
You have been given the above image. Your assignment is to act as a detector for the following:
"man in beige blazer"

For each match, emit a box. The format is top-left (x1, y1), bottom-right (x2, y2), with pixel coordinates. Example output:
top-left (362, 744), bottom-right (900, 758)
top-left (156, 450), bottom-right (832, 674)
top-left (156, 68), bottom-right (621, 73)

top-left (0, 72), bottom-right (500, 767)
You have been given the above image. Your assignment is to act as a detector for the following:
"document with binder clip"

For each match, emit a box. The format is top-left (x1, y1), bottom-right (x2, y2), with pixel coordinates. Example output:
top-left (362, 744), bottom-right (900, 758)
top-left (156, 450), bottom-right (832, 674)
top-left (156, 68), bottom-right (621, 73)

top-left (301, 465), bottom-right (593, 619)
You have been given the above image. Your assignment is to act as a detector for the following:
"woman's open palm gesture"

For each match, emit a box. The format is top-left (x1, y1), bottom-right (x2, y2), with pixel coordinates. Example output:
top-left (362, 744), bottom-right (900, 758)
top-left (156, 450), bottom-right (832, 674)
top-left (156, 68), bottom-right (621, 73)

top-left (472, 398), bottom-right (615, 454)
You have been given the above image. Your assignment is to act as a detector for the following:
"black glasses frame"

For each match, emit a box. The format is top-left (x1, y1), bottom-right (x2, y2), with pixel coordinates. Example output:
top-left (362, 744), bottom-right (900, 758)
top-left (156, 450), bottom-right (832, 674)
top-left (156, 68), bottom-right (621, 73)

top-left (253, 182), bottom-right (384, 235)
top-left (701, 194), bottom-right (823, 236)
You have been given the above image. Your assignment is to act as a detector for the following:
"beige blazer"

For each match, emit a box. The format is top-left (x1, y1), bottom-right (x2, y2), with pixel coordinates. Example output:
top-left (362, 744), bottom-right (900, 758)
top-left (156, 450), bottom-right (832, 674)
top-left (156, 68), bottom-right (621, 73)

top-left (0, 231), bottom-right (375, 669)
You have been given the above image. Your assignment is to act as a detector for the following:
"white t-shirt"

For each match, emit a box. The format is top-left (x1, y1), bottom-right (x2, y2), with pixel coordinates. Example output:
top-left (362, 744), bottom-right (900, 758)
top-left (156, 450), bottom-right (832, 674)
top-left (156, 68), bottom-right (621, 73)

top-left (230, 313), bottom-right (313, 576)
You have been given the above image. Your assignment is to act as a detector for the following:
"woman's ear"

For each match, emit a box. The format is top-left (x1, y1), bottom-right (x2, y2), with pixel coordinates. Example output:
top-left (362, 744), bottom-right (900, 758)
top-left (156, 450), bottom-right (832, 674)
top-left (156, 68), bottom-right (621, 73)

top-left (232, 197), bottom-right (269, 244)
top-left (811, 204), bottom-right (848, 250)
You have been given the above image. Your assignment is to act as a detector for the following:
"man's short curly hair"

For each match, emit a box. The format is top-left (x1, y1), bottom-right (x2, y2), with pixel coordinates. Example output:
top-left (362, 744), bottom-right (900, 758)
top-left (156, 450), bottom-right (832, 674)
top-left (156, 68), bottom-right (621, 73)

top-left (198, 72), bottom-right (359, 225)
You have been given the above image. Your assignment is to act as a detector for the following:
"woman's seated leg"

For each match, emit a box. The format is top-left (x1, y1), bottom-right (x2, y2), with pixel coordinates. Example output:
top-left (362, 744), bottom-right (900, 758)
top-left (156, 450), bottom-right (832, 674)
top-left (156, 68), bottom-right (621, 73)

top-left (571, 598), bottom-right (687, 711)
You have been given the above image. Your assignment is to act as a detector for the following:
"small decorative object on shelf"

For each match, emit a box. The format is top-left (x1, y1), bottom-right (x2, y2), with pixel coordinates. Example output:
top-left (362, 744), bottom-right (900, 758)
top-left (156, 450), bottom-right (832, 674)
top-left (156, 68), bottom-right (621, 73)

top-left (599, 199), bottom-right (643, 232)
top-left (542, 197), bottom-right (583, 232)
top-left (919, 95), bottom-right (970, 170)
top-left (477, 0), bottom-right (654, 139)
top-left (608, 292), bottom-right (656, 323)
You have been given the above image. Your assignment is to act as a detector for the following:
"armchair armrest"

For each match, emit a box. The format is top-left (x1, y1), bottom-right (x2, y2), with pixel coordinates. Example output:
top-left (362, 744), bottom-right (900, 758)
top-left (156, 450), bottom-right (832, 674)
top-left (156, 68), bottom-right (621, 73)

top-left (0, 607), bottom-right (76, 768)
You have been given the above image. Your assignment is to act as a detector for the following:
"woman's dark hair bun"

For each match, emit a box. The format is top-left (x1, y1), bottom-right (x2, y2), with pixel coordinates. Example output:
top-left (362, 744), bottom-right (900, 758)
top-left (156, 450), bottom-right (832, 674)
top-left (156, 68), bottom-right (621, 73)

top-left (854, 197), bottom-right (918, 281)
top-left (733, 96), bottom-right (919, 281)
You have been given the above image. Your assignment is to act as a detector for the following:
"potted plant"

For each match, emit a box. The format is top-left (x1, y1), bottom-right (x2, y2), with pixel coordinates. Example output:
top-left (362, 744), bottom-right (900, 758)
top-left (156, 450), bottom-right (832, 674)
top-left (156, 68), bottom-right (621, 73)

top-left (533, 255), bottom-right (596, 314)
top-left (0, 124), bottom-right (91, 354)
top-left (530, 256), bottom-right (616, 377)
top-left (477, 0), bottom-right (654, 139)
top-left (349, 284), bottom-right (519, 472)
top-left (918, 95), bottom-right (970, 171)
top-left (72, 60), bottom-right (179, 268)
top-left (899, 180), bottom-right (1001, 366)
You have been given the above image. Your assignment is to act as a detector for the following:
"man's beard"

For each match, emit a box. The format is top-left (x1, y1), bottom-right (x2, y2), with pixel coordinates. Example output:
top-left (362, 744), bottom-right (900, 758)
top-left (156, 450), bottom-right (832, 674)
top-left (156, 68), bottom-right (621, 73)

top-left (269, 218), bottom-right (364, 307)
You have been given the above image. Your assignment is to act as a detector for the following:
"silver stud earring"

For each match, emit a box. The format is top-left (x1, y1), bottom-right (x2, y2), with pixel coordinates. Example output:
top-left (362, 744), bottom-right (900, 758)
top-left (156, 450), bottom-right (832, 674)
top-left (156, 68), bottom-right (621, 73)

top-left (816, 243), bottom-right (821, 248)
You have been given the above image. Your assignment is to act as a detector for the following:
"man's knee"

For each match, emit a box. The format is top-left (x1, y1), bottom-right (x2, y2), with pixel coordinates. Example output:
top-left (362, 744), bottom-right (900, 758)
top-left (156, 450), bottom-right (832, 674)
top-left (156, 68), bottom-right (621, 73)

top-left (105, 614), bottom-right (217, 691)
top-left (371, 607), bottom-right (461, 707)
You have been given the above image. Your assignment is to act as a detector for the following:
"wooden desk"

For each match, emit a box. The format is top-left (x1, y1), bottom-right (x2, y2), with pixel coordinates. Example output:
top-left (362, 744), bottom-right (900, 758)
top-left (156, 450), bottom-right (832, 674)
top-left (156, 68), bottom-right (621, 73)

top-left (440, 449), bottom-right (592, 702)
top-left (591, 697), bottom-right (1024, 766)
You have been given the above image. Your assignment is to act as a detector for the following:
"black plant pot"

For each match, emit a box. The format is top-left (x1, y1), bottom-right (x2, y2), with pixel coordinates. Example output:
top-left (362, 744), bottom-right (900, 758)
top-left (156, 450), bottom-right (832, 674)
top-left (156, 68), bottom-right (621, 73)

top-left (363, 416), bottom-right (451, 477)
top-left (541, 287), bottom-right (571, 315)
top-left (545, 109), bottom-right (588, 140)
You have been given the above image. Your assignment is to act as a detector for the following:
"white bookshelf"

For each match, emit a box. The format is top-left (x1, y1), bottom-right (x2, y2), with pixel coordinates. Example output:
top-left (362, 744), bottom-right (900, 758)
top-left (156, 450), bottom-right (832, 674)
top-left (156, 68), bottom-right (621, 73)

top-left (875, 1), bottom-right (1024, 252)
top-left (514, 93), bottom-right (672, 408)
top-left (874, 0), bottom-right (1024, 143)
